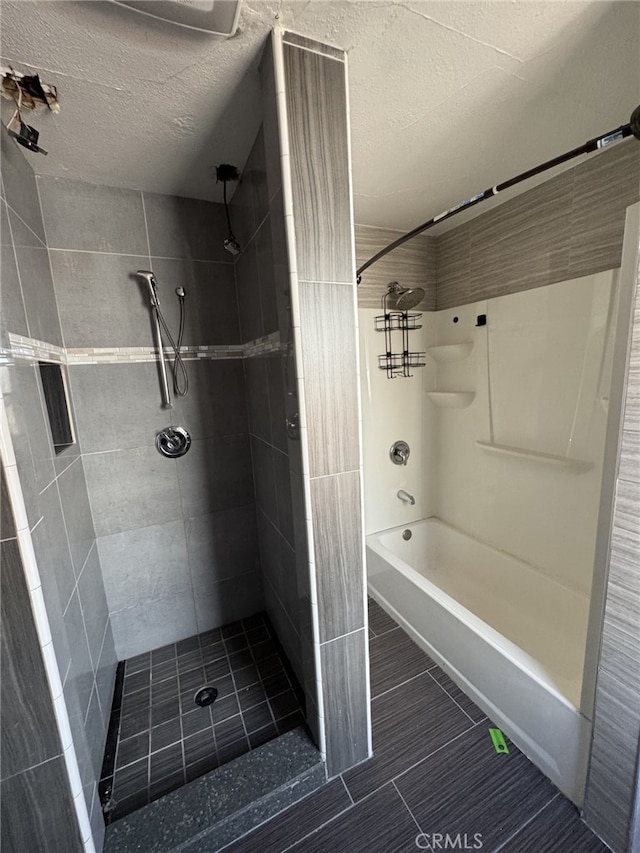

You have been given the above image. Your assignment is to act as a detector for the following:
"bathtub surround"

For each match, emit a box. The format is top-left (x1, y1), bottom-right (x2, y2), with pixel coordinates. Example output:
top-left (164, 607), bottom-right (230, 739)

top-left (359, 132), bottom-right (640, 817)
top-left (1, 126), bottom-right (116, 852)
top-left (432, 272), bottom-right (617, 599)
top-left (359, 310), bottom-right (434, 535)
top-left (35, 175), bottom-right (263, 659)
top-left (361, 268), bottom-right (619, 581)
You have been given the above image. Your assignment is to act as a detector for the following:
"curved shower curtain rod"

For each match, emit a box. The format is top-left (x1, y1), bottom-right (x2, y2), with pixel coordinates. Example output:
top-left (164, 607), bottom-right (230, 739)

top-left (356, 105), bottom-right (640, 284)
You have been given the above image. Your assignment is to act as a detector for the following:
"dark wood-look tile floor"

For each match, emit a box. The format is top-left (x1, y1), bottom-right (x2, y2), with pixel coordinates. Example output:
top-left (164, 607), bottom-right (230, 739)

top-left (221, 599), bottom-right (608, 853)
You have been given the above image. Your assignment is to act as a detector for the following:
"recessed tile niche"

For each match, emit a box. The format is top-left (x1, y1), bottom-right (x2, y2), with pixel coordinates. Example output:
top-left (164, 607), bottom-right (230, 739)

top-left (38, 362), bottom-right (75, 454)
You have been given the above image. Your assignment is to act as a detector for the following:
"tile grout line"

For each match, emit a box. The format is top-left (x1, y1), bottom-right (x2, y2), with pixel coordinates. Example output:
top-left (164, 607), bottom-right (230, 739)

top-left (35, 176), bottom-right (67, 352)
top-left (273, 801), bottom-right (358, 853)
top-left (368, 624), bottom-right (400, 640)
top-left (3, 193), bottom-right (33, 341)
top-left (339, 773), bottom-right (355, 806)
top-left (370, 663), bottom-right (436, 702)
top-left (392, 780), bottom-right (429, 847)
top-left (0, 751), bottom-right (71, 784)
top-left (4, 196), bottom-right (47, 248)
top-left (490, 791), bottom-right (561, 852)
top-left (344, 717), bottom-right (481, 808)
top-left (425, 667), bottom-right (479, 725)
top-left (266, 759), bottom-right (440, 853)
top-left (222, 627), bottom-right (252, 758)
top-left (54, 476), bottom-right (103, 690)
top-left (319, 625), bottom-right (368, 648)
top-left (215, 779), bottom-right (354, 853)
top-left (45, 246), bottom-right (235, 264)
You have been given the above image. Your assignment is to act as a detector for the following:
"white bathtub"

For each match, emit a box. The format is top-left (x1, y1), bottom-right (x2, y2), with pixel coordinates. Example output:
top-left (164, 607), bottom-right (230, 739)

top-left (366, 517), bottom-right (592, 805)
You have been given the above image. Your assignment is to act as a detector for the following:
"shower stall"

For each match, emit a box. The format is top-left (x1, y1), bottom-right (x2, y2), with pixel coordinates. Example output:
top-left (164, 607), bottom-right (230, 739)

top-left (358, 136), bottom-right (640, 808)
top-left (0, 26), bottom-right (369, 853)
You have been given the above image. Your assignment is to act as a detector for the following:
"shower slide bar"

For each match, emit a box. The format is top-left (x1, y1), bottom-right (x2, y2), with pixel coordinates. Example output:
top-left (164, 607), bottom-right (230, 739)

top-left (152, 297), bottom-right (172, 408)
top-left (357, 104), bottom-right (640, 283)
top-left (136, 270), bottom-right (189, 408)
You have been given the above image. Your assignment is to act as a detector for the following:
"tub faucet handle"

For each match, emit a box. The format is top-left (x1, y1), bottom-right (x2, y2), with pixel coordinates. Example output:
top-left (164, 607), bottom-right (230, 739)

top-left (390, 440), bottom-right (410, 466)
top-left (397, 489), bottom-right (415, 506)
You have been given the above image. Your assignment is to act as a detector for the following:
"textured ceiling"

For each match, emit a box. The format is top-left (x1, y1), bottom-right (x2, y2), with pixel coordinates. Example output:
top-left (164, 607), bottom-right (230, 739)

top-left (1, 1), bottom-right (639, 233)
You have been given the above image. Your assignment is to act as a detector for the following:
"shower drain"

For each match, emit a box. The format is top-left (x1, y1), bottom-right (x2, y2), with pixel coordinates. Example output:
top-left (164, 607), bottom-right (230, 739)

top-left (194, 686), bottom-right (218, 708)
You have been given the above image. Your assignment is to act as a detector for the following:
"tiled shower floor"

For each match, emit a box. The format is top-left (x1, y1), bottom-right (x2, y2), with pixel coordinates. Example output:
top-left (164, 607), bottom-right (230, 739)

top-left (99, 613), bottom-right (305, 822)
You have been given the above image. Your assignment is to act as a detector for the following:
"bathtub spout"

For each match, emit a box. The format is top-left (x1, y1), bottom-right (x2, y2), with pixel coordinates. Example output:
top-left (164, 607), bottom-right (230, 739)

top-left (397, 489), bottom-right (415, 506)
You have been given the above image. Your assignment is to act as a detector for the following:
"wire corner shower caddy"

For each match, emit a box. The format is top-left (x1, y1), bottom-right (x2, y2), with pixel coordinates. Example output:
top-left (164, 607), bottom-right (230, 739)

top-left (376, 281), bottom-right (427, 378)
top-left (376, 310), bottom-right (426, 378)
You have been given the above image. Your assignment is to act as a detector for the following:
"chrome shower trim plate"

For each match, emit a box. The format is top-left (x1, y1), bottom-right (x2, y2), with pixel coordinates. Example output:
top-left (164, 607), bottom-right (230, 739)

top-left (156, 425), bottom-right (191, 458)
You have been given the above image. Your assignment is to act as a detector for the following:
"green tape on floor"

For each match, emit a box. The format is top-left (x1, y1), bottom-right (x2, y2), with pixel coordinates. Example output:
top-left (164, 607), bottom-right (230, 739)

top-left (489, 728), bottom-right (509, 754)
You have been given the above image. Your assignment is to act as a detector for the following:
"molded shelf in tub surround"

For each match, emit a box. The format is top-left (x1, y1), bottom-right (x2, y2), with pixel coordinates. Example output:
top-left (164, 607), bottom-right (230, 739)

top-left (426, 342), bottom-right (473, 362)
top-left (426, 391), bottom-right (475, 408)
top-left (475, 441), bottom-right (593, 473)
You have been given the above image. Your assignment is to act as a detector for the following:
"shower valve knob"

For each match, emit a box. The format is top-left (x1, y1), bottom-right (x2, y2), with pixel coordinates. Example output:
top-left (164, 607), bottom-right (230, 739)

top-left (390, 440), bottom-right (410, 466)
top-left (156, 426), bottom-right (191, 458)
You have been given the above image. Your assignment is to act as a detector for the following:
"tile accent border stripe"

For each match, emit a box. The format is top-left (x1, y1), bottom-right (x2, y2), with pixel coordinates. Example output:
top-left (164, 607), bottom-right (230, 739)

top-left (5, 331), bottom-right (283, 365)
top-left (5, 333), bottom-right (66, 364)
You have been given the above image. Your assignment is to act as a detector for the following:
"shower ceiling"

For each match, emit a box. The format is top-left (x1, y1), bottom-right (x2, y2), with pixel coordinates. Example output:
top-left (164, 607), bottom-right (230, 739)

top-left (0, 0), bottom-right (638, 233)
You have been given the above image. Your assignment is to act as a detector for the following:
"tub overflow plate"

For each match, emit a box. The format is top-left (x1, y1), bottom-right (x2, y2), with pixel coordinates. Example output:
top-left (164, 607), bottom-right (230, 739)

top-left (156, 426), bottom-right (191, 458)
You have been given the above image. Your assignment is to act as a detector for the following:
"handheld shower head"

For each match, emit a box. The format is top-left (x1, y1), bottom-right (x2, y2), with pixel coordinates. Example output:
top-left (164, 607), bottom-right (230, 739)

top-left (137, 270), bottom-right (158, 304)
top-left (175, 286), bottom-right (185, 298)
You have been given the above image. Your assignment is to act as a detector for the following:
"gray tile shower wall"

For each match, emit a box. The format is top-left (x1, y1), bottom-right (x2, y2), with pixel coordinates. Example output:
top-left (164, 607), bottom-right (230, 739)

top-left (355, 224), bottom-right (436, 310)
top-left (36, 174), bottom-right (263, 662)
top-left (435, 138), bottom-right (640, 309)
top-left (0, 198), bottom-right (29, 346)
top-left (231, 72), bottom-right (307, 691)
top-left (281, 33), bottom-right (369, 777)
top-left (1, 127), bottom-right (61, 349)
top-left (1, 129), bottom-right (115, 851)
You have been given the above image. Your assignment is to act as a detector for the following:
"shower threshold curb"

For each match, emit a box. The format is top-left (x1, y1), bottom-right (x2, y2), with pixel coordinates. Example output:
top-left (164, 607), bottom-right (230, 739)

top-left (103, 728), bottom-right (326, 853)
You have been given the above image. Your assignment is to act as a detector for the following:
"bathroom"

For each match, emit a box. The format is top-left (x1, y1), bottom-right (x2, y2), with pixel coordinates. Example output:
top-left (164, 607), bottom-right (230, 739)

top-left (1, 2), bottom-right (639, 852)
